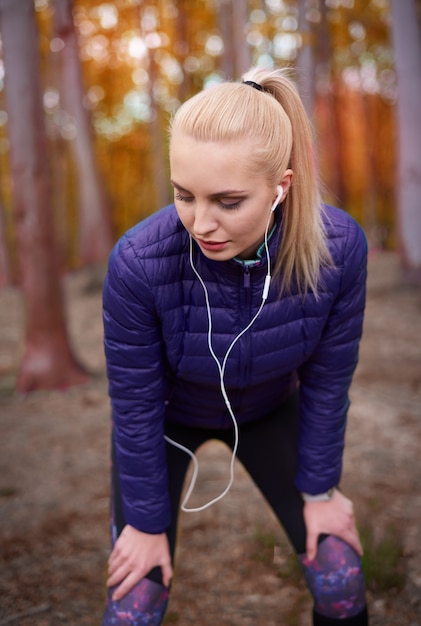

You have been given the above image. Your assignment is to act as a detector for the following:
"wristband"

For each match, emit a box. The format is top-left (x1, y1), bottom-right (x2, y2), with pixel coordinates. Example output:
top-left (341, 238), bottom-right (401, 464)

top-left (301, 487), bottom-right (336, 502)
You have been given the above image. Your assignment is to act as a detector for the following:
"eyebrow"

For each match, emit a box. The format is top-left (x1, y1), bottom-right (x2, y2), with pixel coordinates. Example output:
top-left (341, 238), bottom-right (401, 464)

top-left (170, 180), bottom-right (248, 197)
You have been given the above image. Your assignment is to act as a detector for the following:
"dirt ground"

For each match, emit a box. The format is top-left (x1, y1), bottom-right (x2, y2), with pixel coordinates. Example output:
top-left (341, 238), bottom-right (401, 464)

top-left (0, 251), bottom-right (420, 626)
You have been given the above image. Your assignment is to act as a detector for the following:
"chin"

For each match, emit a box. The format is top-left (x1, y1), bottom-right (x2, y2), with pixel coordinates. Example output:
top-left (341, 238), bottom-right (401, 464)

top-left (200, 249), bottom-right (234, 262)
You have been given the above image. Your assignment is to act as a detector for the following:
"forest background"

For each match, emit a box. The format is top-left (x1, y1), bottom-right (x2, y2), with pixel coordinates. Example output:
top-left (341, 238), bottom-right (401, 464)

top-left (0, 0), bottom-right (420, 390)
top-left (0, 1), bottom-right (421, 625)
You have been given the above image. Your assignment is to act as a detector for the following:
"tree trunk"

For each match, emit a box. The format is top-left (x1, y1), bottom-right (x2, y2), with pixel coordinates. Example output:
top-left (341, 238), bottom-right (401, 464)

top-left (390, 0), bottom-right (421, 282)
top-left (232, 0), bottom-right (251, 78)
top-left (0, 0), bottom-right (88, 391)
top-left (53, 0), bottom-right (114, 265)
top-left (0, 195), bottom-right (12, 287)
top-left (314, 1), bottom-right (345, 206)
top-left (296, 0), bottom-right (316, 120)
top-left (174, 0), bottom-right (192, 103)
top-left (217, 0), bottom-right (235, 79)
top-left (147, 50), bottom-right (171, 210)
top-left (139, 5), bottom-right (171, 211)
top-left (362, 94), bottom-right (380, 248)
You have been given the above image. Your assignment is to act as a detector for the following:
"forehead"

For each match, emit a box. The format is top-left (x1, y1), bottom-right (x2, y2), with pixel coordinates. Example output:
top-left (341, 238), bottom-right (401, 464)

top-left (169, 133), bottom-right (264, 189)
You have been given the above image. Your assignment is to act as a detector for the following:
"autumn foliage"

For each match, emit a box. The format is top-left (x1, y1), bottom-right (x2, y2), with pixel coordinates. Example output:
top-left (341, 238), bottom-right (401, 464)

top-left (0, 0), bottom-right (420, 391)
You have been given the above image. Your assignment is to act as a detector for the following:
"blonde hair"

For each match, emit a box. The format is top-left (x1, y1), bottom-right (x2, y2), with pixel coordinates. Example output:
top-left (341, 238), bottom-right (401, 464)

top-left (169, 67), bottom-right (332, 296)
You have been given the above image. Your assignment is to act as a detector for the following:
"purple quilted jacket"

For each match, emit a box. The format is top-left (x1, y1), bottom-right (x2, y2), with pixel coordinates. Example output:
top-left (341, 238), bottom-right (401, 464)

top-left (103, 203), bottom-right (367, 533)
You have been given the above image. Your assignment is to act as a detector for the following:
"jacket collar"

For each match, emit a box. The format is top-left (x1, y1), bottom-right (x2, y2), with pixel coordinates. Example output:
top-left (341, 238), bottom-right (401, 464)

top-left (233, 222), bottom-right (278, 269)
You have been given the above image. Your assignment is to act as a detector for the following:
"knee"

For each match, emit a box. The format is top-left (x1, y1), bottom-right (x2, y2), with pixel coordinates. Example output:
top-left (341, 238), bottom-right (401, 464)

top-left (299, 535), bottom-right (367, 620)
top-left (101, 578), bottom-right (169, 625)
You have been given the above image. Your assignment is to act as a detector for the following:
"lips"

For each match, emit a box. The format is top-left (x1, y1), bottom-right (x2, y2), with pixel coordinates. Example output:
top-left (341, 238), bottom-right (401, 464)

top-left (197, 239), bottom-right (228, 252)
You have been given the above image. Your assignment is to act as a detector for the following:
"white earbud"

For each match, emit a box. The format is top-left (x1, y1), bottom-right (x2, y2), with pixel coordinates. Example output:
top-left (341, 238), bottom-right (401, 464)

top-left (271, 185), bottom-right (284, 212)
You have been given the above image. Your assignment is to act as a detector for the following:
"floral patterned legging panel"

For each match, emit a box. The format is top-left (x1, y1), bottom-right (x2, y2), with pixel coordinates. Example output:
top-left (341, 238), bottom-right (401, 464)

top-left (102, 578), bottom-right (169, 626)
top-left (102, 392), bottom-right (368, 625)
top-left (299, 535), bottom-right (367, 619)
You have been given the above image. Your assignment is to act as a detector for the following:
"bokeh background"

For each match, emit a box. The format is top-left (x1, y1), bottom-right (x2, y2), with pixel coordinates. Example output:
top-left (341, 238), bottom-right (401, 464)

top-left (0, 0), bottom-right (420, 391)
top-left (0, 2), bottom-right (420, 625)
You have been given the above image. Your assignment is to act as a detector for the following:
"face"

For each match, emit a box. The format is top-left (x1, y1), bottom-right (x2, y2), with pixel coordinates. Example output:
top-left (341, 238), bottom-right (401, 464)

top-left (170, 133), bottom-right (285, 261)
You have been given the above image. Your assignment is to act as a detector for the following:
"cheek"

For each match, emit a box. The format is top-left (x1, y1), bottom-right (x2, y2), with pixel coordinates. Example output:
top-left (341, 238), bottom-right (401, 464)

top-left (174, 203), bottom-right (190, 229)
top-left (242, 209), bottom-right (268, 233)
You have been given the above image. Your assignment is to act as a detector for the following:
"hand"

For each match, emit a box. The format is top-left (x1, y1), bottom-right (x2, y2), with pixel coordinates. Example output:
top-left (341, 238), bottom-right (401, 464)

top-left (106, 525), bottom-right (173, 601)
top-left (303, 489), bottom-right (363, 561)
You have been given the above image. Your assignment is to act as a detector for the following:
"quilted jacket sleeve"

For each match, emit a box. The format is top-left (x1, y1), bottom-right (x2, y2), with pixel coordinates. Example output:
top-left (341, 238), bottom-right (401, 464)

top-left (295, 218), bottom-right (368, 495)
top-left (103, 234), bottom-right (170, 534)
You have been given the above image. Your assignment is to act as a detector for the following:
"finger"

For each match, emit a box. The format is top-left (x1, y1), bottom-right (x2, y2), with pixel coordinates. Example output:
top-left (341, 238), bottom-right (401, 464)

top-left (112, 571), bottom-right (143, 601)
top-left (347, 530), bottom-right (364, 557)
top-left (355, 539), bottom-right (364, 557)
top-left (337, 525), bottom-right (364, 558)
top-left (107, 552), bottom-right (120, 572)
top-left (306, 530), bottom-right (318, 561)
top-left (108, 543), bottom-right (124, 568)
top-left (106, 559), bottom-right (136, 588)
top-left (161, 560), bottom-right (173, 588)
top-left (107, 552), bottom-right (127, 577)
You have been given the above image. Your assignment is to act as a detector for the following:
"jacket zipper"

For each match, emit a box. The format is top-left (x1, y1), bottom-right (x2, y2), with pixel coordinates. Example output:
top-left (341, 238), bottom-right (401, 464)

top-left (242, 266), bottom-right (252, 387)
top-left (243, 265), bottom-right (250, 289)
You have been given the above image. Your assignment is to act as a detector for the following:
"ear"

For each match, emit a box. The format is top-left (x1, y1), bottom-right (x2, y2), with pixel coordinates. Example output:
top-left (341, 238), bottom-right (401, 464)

top-left (276, 169), bottom-right (293, 202)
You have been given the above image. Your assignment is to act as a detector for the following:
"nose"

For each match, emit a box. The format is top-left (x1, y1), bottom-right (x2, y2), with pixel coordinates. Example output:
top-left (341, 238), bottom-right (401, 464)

top-left (192, 202), bottom-right (218, 237)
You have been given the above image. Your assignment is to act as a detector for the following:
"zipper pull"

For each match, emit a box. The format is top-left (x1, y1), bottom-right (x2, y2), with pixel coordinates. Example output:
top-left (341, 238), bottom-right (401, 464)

top-left (244, 266), bottom-right (250, 288)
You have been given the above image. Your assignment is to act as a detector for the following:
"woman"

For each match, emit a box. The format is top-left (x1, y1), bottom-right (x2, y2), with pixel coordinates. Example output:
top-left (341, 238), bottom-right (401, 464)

top-left (101, 66), bottom-right (369, 625)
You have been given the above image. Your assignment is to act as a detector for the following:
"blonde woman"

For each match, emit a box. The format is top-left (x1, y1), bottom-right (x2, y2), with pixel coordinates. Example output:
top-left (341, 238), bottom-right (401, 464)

top-left (102, 67), bottom-right (369, 625)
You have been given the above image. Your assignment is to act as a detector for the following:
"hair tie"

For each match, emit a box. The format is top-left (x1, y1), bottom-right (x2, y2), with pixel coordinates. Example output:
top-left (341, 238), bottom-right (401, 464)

top-left (243, 80), bottom-right (264, 92)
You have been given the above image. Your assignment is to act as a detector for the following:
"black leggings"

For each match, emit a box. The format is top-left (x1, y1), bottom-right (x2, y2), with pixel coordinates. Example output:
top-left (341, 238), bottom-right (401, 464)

top-left (108, 392), bottom-right (368, 624)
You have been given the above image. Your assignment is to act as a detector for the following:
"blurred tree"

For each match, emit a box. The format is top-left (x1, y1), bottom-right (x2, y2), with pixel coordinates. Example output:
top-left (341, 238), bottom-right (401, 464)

top-left (52, 0), bottom-right (114, 265)
top-left (217, 0), bottom-right (236, 78)
top-left (139, 2), bottom-right (170, 210)
top-left (314, 0), bottom-right (395, 237)
top-left (174, 0), bottom-right (192, 102)
top-left (231, 0), bottom-right (251, 77)
top-left (0, 0), bottom-right (88, 391)
top-left (0, 197), bottom-right (11, 287)
top-left (0, 0), bottom-right (403, 261)
top-left (216, 0), bottom-right (250, 79)
top-left (315, 0), bottom-right (345, 206)
top-left (390, 0), bottom-right (421, 282)
top-left (296, 0), bottom-right (316, 118)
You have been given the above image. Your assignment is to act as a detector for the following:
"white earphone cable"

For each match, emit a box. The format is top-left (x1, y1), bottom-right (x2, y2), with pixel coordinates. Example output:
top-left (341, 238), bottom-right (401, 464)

top-left (164, 187), bottom-right (283, 512)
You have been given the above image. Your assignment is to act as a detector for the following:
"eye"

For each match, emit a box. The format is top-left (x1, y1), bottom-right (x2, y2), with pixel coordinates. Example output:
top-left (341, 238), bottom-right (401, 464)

top-left (218, 199), bottom-right (242, 210)
top-left (175, 192), bottom-right (194, 203)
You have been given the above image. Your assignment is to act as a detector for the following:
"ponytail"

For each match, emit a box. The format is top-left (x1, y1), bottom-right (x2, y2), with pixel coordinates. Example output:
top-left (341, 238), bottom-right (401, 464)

top-left (242, 67), bottom-right (332, 296)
